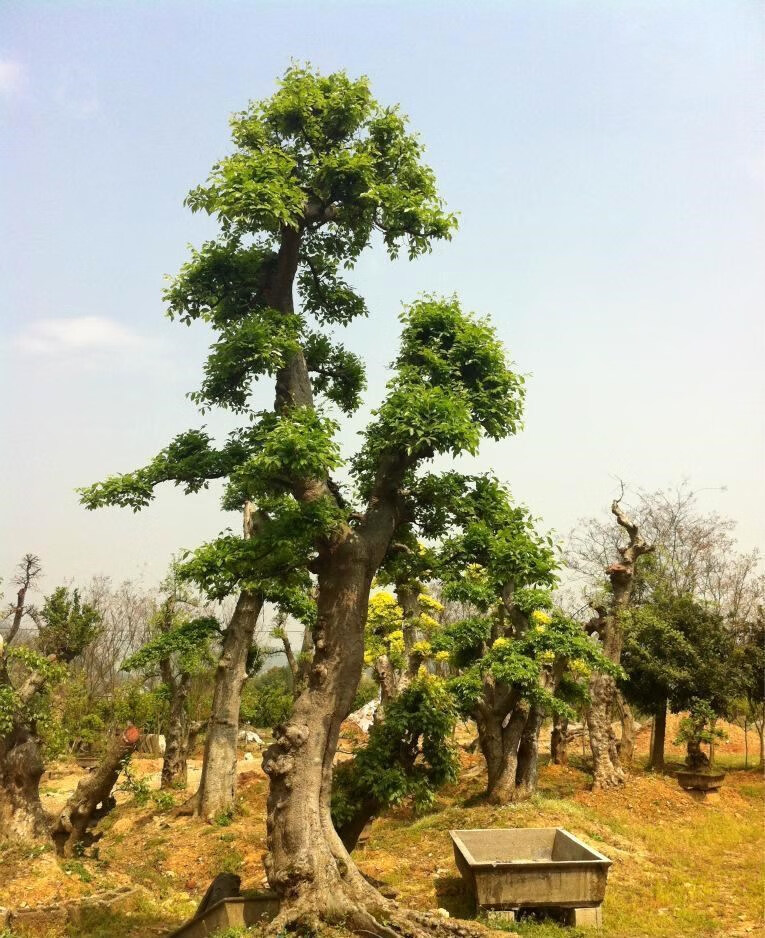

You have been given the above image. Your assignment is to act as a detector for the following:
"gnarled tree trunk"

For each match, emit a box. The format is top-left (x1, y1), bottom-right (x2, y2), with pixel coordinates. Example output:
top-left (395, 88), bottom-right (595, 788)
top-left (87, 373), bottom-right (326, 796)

top-left (515, 704), bottom-right (544, 798)
top-left (476, 703), bottom-right (529, 804)
top-left (587, 499), bottom-right (652, 790)
top-left (586, 673), bottom-right (624, 789)
top-left (550, 713), bottom-right (569, 765)
top-left (195, 589), bottom-right (263, 819)
top-left (263, 543), bottom-right (390, 926)
top-left (0, 733), bottom-right (48, 841)
top-left (616, 692), bottom-right (636, 767)
top-left (52, 727), bottom-right (140, 856)
top-left (336, 795), bottom-right (380, 853)
top-left (161, 670), bottom-right (191, 790)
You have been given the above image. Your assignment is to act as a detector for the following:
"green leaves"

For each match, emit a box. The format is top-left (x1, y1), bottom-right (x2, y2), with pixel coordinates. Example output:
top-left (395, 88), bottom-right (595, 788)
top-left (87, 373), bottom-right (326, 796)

top-left (37, 587), bottom-right (102, 663)
top-left (303, 332), bottom-right (366, 414)
top-left (354, 297), bottom-right (525, 494)
top-left (224, 408), bottom-right (342, 502)
top-left (164, 240), bottom-right (276, 328)
top-left (429, 475), bottom-right (558, 606)
top-left (186, 64), bottom-right (456, 257)
top-left (79, 428), bottom-right (244, 511)
top-left (395, 296), bottom-right (525, 439)
top-left (298, 249), bottom-right (368, 327)
top-left (122, 616), bottom-right (221, 675)
top-left (190, 310), bottom-right (302, 412)
top-left (331, 673), bottom-right (459, 827)
top-left (185, 146), bottom-right (305, 236)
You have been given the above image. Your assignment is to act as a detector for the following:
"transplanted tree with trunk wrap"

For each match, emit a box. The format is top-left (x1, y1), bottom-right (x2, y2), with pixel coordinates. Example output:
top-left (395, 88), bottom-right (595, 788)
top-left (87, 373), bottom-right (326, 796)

top-left (80, 66), bottom-right (527, 936)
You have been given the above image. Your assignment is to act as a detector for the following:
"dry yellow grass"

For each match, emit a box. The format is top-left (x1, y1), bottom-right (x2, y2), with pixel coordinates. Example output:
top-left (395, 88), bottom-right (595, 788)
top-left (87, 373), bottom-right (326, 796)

top-left (0, 722), bottom-right (762, 938)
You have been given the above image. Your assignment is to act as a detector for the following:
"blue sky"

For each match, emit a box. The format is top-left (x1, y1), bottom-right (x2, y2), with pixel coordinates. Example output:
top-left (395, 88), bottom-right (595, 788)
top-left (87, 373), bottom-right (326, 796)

top-left (1, 0), bottom-right (763, 592)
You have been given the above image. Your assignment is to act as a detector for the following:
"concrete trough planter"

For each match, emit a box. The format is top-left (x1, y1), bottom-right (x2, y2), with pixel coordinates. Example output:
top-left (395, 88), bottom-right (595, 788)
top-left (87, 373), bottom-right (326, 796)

top-left (450, 828), bottom-right (611, 928)
top-left (677, 769), bottom-right (726, 803)
top-left (676, 769), bottom-right (725, 791)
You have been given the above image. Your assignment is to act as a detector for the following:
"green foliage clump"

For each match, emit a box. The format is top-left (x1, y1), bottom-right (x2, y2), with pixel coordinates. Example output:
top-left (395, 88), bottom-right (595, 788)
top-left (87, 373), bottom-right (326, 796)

top-left (332, 673), bottom-right (458, 828)
top-left (240, 666), bottom-right (294, 728)
top-left (122, 615), bottom-right (220, 677)
top-left (37, 587), bottom-right (102, 662)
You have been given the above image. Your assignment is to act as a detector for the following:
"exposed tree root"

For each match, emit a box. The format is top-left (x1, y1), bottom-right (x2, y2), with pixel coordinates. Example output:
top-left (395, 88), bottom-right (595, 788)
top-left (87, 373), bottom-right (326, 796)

top-left (264, 885), bottom-right (491, 938)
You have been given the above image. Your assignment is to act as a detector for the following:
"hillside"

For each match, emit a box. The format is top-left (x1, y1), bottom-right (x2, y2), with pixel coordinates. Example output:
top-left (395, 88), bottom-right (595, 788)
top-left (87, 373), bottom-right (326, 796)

top-left (0, 718), bottom-right (762, 938)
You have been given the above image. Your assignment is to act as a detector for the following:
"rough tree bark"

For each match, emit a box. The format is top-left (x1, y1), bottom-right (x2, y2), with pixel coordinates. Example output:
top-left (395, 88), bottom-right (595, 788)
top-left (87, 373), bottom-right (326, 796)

top-left (648, 701), bottom-right (667, 771)
top-left (475, 700), bottom-right (529, 804)
top-left (615, 692), bottom-right (637, 767)
top-left (279, 621), bottom-right (314, 699)
top-left (161, 668), bottom-right (191, 790)
top-left (52, 727), bottom-right (140, 856)
top-left (0, 732), bottom-right (48, 840)
top-left (586, 499), bottom-right (653, 790)
top-left (194, 588), bottom-right (263, 819)
top-left (550, 713), bottom-right (569, 765)
top-left (515, 704), bottom-right (544, 798)
top-left (263, 541), bottom-right (394, 928)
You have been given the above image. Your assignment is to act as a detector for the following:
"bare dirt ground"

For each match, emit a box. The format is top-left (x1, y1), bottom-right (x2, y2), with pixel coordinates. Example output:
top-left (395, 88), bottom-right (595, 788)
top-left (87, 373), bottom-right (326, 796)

top-left (0, 718), bottom-right (762, 938)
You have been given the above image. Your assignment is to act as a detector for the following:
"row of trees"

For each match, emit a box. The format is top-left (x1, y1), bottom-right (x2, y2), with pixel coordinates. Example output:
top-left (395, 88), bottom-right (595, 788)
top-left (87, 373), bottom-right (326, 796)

top-left (2, 480), bottom-right (761, 855)
top-left (3, 65), bottom-right (762, 938)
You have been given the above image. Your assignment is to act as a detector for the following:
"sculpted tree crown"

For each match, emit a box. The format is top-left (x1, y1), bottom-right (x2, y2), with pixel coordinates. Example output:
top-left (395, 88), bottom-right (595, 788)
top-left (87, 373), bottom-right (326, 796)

top-left (183, 65), bottom-right (456, 257)
top-left (79, 67), bottom-right (527, 610)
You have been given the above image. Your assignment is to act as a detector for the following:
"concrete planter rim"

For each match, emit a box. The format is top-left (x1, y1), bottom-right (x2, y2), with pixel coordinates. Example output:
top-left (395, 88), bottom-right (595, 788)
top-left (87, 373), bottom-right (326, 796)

top-left (449, 827), bottom-right (613, 870)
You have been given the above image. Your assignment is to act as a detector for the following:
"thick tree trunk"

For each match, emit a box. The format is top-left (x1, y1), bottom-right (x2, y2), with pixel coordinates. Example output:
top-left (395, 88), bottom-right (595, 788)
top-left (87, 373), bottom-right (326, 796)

top-left (161, 674), bottom-right (190, 789)
top-left (52, 727), bottom-right (140, 856)
top-left (195, 590), bottom-right (263, 819)
top-left (0, 734), bottom-right (48, 841)
top-left (648, 701), bottom-right (667, 771)
top-left (586, 673), bottom-right (624, 790)
top-left (263, 547), bottom-right (387, 923)
top-left (550, 713), bottom-right (568, 765)
top-left (757, 722), bottom-right (764, 770)
top-left (616, 693), bottom-right (636, 767)
top-left (477, 705), bottom-right (528, 804)
top-left (515, 705), bottom-right (544, 798)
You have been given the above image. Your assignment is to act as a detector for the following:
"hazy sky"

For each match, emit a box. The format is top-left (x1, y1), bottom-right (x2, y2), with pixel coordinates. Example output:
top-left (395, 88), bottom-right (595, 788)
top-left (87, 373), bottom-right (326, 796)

top-left (1, 0), bottom-right (763, 598)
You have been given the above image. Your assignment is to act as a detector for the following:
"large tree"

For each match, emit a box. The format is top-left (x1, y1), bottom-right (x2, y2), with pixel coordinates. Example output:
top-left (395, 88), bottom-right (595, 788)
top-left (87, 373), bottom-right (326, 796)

top-left (80, 66), bottom-right (527, 934)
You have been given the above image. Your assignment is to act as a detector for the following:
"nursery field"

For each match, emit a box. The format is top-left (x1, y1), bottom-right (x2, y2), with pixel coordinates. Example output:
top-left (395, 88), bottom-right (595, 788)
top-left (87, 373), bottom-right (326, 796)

top-left (1, 719), bottom-right (762, 938)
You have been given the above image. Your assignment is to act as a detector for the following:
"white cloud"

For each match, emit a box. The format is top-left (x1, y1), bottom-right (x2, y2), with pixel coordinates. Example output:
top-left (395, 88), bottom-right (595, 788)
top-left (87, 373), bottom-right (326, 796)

top-left (0, 59), bottom-right (23, 97)
top-left (15, 316), bottom-right (149, 355)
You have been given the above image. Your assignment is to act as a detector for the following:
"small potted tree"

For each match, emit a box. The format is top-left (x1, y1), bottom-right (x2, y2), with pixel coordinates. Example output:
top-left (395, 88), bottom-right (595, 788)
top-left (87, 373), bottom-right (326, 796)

top-left (675, 699), bottom-right (727, 793)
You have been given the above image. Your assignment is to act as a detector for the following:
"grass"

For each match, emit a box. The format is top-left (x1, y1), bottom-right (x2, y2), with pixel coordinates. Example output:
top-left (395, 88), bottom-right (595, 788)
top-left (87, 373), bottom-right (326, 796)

top-left (359, 757), bottom-right (764, 938)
